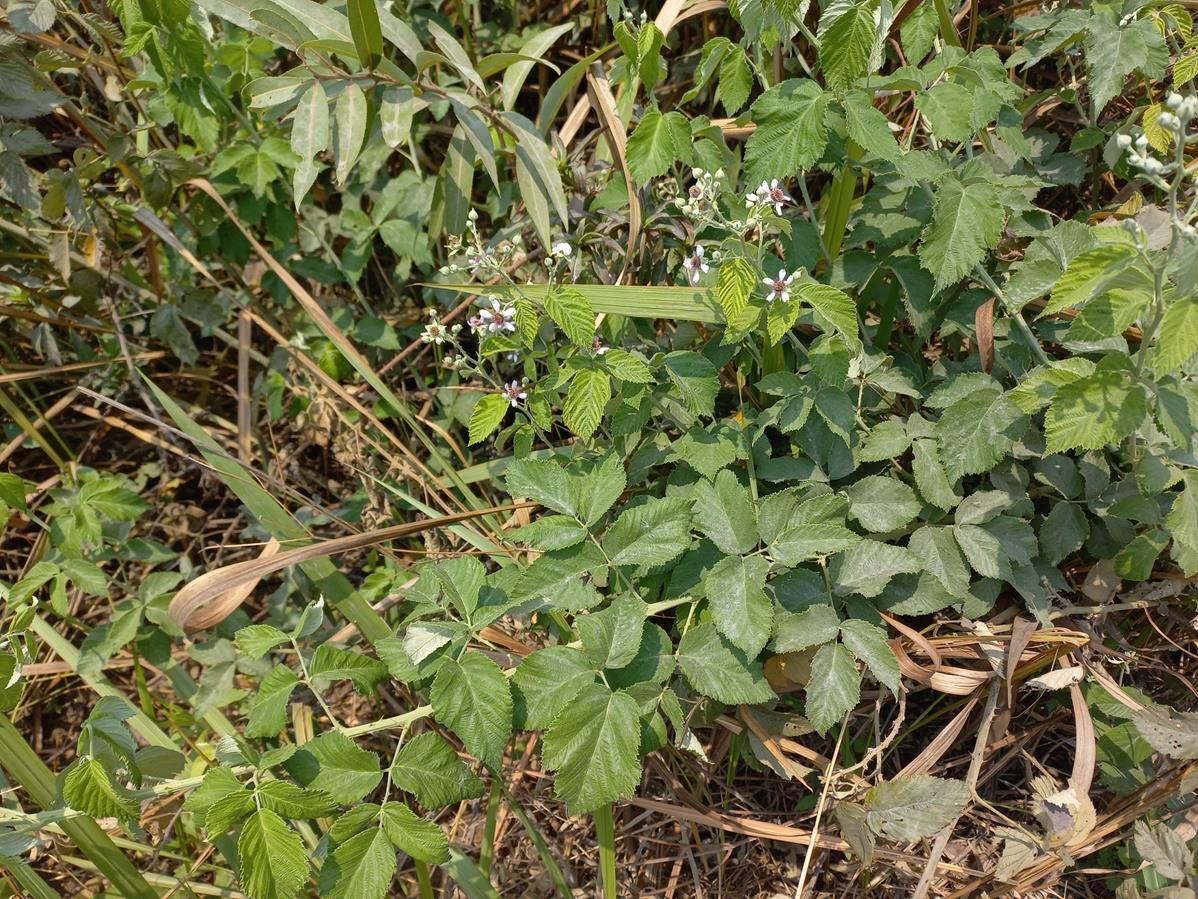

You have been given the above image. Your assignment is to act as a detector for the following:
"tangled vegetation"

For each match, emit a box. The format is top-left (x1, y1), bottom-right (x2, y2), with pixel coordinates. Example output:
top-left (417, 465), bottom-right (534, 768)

top-left (2, 0), bottom-right (1198, 896)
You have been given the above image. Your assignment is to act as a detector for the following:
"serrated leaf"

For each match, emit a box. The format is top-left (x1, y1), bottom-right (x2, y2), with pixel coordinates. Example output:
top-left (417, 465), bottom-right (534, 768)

top-left (915, 82), bottom-right (974, 143)
top-left (309, 645), bottom-right (388, 692)
top-left (234, 624), bottom-right (290, 661)
top-left (602, 496), bottom-right (692, 567)
top-left (864, 775), bottom-right (969, 840)
top-left (238, 809), bottom-right (309, 899)
top-left (919, 177), bottom-right (1004, 290)
top-left (717, 257), bottom-right (757, 320)
top-left (691, 469), bottom-right (758, 554)
top-left (541, 684), bottom-right (642, 814)
top-left (935, 388), bottom-right (1027, 480)
top-left (503, 458), bottom-right (576, 516)
top-left (626, 108), bottom-right (690, 184)
top-left (1039, 502), bottom-right (1089, 565)
top-left (578, 595), bottom-right (646, 669)
top-left (911, 439), bottom-right (959, 511)
top-left (953, 524), bottom-right (1006, 578)
top-left (846, 476), bottom-right (921, 533)
top-left (1133, 820), bottom-right (1192, 881)
top-left (717, 49), bottom-right (752, 114)
top-left (663, 351), bottom-right (720, 418)
top-left (842, 88), bottom-right (899, 159)
top-left (563, 368), bottom-right (610, 438)
top-left (390, 732), bottom-right (485, 808)
top-left (705, 554), bottom-right (773, 657)
top-left (545, 286), bottom-right (595, 346)
top-left (512, 646), bottom-right (596, 730)
top-left (63, 757), bottom-right (139, 819)
top-left (744, 79), bottom-right (831, 182)
top-left (513, 541), bottom-right (606, 609)
top-left (1132, 706), bottom-right (1198, 759)
top-left (1084, 12), bottom-right (1168, 114)
top-left (1045, 368), bottom-right (1148, 453)
top-left (857, 419), bottom-right (911, 462)
top-left (468, 393), bottom-right (509, 445)
top-left (284, 732), bottom-right (382, 805)
top-left (1151, 297), bottom-right (1198, 376)
top-left (839, 619), bottom-right (899, 693)
top-left (430, 653), bottom-right (512, 769)
top-left (819, 1), bottom-right (877, 91)
top-left (677, 621), bottom-right (776, 704)
top-left (832, 540), bottom-right (921, 597)
top-left (805, 642), bottom-right (860, 735)
top-left (246, 665), bottom-right (301, 738)
top-left (256, 780), bottom-right (338, 818)
top-left (380, 802), bottom-right (451, 863)
top-left (770, 494), bottom-right (860, 565)
top-left (799, 283), bottom-right (862, 352)
top-left (320, 826), bottom-right (396, 899)
top-left (773, 604), bottom-right (840, 653)
top-left (907, 527), bottom-right (971, 595)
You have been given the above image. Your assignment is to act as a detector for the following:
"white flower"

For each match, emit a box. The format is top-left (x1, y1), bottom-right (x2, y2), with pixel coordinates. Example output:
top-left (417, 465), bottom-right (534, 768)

top-left (763, 269), bottom-right (796, 303)
top-left (591, 334), bottom-right (608, 355)
top-left (421, 319), bottom-right (449, 344)
top-left (503, 379), bottom-right (528, 408)
top-left (682, 246), bottom-right (709, 284)
top-left (757, 179), bottom-right (791, 215)
top-left (744, 189), bottom-right (760, 205)
top-left (477, 297), bottom-right (517, 334)
top-left (550, 241), bottom-right (573, 258)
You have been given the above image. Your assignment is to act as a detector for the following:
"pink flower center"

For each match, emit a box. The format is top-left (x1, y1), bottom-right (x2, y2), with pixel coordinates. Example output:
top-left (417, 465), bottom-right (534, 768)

top-left (772, 279), bottom-right (786, 293)
top-left (770, 187), bottom-right (786, 203)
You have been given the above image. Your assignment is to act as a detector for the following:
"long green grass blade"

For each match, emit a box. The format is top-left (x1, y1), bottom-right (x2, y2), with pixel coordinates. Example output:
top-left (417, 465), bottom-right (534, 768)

top-left (439, 283), bottom-right (725, 323)
top-left (444, 848), bottom-right (502, 899)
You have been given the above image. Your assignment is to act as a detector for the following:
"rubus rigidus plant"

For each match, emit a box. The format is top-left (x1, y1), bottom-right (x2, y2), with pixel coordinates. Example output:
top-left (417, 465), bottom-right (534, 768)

top-left (3, 0), bottom-right (1198, 897)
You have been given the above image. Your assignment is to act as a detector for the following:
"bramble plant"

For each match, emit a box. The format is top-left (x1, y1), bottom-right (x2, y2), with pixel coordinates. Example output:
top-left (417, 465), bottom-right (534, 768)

top-left (2, 0), bottom-right (1198, 897)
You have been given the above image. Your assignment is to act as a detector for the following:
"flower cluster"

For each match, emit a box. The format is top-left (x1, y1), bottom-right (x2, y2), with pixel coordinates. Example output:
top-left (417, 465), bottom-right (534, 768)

top-left (420, 310), bottom-right (462, 345)
top-left (678, 167), bottom-right (723, 219)
top-left (440, 209), bottom-right (522, 277)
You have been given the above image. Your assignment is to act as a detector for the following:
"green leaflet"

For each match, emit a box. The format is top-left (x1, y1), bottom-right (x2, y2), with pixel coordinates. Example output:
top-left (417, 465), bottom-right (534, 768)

top-left (238, 809), bottom-right (309, 899)
top-left (430, 653), bottom-right (513, 769)
top-left (541, 684), bottom-right (642, 814)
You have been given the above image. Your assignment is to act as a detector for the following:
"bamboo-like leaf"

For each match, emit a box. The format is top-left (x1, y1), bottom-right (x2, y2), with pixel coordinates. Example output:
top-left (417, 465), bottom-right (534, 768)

top-left (346, 0), bottom-right (383, 69)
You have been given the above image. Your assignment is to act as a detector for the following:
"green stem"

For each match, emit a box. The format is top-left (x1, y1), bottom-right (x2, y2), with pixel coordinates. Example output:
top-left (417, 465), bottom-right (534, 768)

top-left (594, 803), bottom-right (617, 899)
top-left (415, 860), bottom-right (435, 899)
top-left (479, 777), bottom-right (502, 877)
